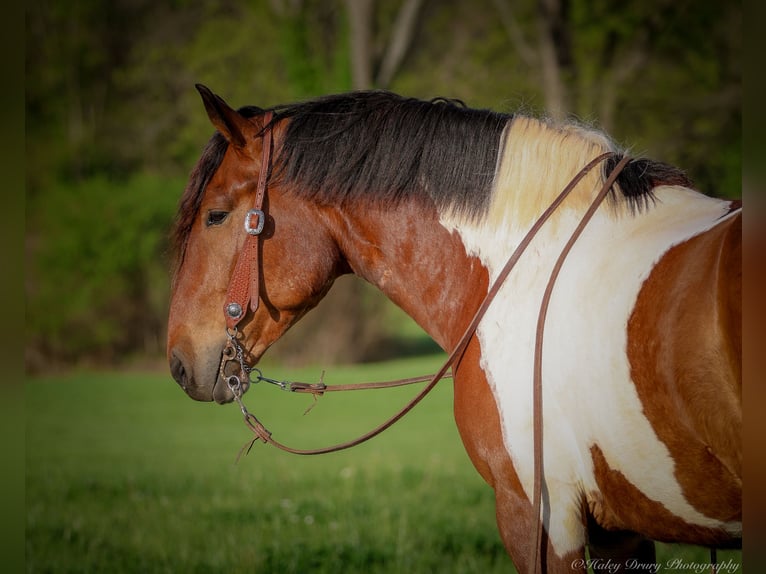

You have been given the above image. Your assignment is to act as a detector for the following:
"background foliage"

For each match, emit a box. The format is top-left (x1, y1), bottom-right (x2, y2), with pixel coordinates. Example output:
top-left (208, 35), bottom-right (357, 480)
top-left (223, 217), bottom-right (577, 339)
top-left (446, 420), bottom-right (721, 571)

top-left (25, 0), bottom-right (741, 369)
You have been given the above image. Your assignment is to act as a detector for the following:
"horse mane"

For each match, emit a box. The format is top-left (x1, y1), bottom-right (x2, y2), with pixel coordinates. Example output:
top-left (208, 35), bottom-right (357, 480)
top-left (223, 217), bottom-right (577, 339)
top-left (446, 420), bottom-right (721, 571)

top-left (268, 91), bottom-right (691, 223)
top-left (172, 91), bottom-right (692, 266)
top-left (269, 90), bottom-right (509, 220)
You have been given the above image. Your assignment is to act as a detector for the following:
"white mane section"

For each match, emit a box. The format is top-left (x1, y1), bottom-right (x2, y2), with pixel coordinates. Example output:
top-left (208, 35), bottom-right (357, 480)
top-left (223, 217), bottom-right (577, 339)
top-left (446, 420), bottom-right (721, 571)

top-left (484, 116), bottom-right (617, 232)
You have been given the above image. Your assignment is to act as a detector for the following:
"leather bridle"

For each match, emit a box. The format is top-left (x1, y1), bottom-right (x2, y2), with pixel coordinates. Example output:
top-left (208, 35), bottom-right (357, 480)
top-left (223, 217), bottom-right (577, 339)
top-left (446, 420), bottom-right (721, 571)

top-left (215, 111), bottom-right (632, 572)
top-left (221, 111), bottom-right (274, 331)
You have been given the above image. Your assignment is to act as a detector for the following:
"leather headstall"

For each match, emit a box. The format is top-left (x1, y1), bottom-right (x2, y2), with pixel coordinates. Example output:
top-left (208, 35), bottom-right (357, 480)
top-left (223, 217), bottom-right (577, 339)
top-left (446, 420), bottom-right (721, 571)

top-left (223, 111), bottom-right (274, 332)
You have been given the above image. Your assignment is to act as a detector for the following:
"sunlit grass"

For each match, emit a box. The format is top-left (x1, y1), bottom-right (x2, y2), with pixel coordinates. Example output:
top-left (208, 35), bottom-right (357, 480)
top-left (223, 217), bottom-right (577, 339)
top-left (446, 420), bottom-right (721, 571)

top-left (26, 356), bottom-right (511, 573)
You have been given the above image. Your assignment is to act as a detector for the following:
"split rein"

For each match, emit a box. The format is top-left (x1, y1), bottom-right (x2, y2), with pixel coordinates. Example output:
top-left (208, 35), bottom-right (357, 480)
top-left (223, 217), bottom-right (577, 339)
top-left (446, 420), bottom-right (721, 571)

top-left (218, 112), bottom-right (630, 465)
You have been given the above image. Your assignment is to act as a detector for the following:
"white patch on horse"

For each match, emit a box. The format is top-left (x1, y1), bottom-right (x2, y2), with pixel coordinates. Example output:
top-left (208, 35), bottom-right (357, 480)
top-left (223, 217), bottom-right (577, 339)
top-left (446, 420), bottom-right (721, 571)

top-left (439, 122), bottom-right (741, 555)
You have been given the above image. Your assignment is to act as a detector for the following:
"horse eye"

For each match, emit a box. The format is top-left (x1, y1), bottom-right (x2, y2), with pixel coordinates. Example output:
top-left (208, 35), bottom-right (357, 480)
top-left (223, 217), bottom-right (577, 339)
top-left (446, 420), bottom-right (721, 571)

top-left (206, 210), bottom-right (229, 227)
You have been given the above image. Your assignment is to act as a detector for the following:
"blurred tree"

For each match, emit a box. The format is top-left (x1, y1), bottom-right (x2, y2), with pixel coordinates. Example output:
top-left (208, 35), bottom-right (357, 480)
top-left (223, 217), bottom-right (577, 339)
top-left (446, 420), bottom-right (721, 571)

top-left (25, 174), bottom-right (181, 367)
top-left (345, 0), bottom-right (425, 89)
top-left (487, 0), bottom-right (740, 129)
top-left (536, 0), bottom-right (573, 120)
top-left (346, 0), bottom-right (374, 89)
top-left (270, 0), bottom-right (351, 96)
top-left (376, 0), bottom-right (425, 87)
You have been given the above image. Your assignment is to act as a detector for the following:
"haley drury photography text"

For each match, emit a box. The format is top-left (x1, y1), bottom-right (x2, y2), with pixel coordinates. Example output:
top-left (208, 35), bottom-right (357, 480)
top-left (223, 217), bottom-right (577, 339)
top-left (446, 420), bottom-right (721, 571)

top-left (573, 557), bottom-right (741, 574)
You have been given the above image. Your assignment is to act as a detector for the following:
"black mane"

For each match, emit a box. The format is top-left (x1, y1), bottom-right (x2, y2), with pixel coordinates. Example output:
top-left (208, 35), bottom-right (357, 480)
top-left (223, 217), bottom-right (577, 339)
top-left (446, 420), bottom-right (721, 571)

top-left (268, 91), bottom-right (510, 218)
top-left (604, 154), bottom-right (692, 214)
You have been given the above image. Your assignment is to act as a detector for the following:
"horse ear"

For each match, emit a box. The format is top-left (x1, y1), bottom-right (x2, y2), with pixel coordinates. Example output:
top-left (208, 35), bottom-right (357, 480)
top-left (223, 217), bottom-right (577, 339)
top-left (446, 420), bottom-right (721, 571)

top-left (195, 84), bottom-right (250, 149)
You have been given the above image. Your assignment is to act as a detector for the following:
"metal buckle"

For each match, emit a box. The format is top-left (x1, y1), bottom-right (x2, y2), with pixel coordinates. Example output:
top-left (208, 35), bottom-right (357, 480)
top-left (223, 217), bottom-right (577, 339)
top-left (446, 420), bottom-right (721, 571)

top-left (225, 302), bottom-right (243, 320)
top-left (244, 209), bottom-right (265, 235)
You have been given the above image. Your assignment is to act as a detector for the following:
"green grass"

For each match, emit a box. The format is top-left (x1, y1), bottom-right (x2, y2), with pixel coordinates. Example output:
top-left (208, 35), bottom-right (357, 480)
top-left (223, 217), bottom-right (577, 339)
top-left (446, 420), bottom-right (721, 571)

top-left (26, 356), bottom-right (741, 573)
top-left (26, 355), bottom-right (511, 573)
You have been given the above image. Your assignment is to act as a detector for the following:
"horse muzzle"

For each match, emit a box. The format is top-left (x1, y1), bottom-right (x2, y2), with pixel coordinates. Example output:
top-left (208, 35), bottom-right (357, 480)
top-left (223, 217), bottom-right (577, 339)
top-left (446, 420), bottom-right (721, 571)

top-left (169, 346), bottom-right (240, 404)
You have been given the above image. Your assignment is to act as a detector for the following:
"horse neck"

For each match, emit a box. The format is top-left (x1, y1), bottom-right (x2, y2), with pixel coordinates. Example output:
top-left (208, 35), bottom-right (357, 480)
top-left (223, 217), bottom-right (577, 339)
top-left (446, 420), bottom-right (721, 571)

top-left (330, 199), bottom-right (488, 352)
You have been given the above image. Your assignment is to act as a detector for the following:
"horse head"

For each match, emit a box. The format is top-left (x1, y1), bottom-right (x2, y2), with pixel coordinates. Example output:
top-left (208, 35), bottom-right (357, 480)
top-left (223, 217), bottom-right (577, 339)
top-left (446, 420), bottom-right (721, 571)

top-left (167, 86), bottom-right (345, 403)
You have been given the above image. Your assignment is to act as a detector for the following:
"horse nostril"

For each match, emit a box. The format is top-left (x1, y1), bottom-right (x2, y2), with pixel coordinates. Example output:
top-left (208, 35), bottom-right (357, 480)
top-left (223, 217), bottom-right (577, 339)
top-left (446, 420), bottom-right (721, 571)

top-left (169, 352), bottom-right (189, 390)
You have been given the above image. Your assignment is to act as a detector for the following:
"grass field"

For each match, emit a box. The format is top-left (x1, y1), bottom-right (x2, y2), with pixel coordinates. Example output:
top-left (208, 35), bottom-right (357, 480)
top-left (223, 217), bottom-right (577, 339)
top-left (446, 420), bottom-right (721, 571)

top-left (27, 355), bottom-right (512, 573)
top-left (26, 355), bottom-right (741, 573)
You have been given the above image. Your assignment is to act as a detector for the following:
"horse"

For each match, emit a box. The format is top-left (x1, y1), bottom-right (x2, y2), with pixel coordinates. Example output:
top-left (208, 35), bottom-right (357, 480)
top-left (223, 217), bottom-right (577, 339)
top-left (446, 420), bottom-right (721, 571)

top-left (167, 85), bottom-right (742, 573)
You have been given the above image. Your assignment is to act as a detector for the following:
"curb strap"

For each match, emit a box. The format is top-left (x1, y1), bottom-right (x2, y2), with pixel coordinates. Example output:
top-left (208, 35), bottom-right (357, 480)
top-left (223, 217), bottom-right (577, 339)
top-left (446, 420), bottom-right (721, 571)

top-left (223, 111), bottom-right (273, 330)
